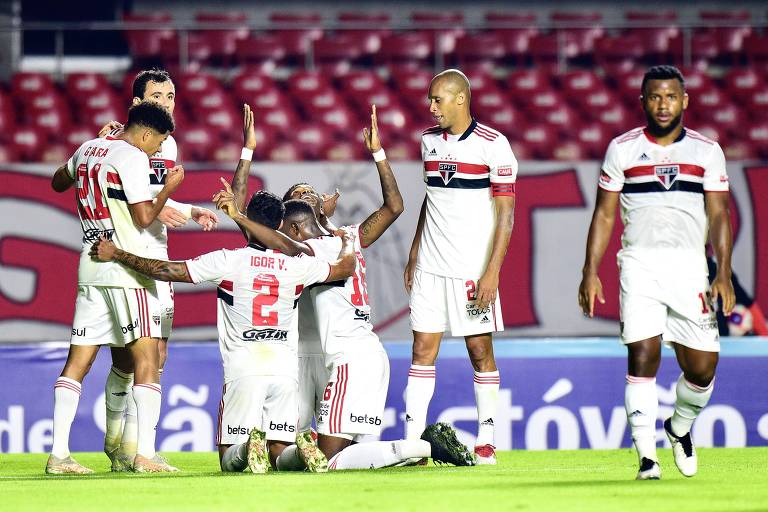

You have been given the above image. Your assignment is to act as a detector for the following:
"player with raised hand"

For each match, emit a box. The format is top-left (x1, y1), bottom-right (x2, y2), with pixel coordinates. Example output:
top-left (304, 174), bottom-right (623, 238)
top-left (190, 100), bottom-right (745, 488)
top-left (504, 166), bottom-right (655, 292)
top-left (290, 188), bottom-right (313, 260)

top-left (403, 69), bottom-right (517, 464)
top-left (578, 65), bottom-right (734, 480)
top-left (218, 104), bottom-right (474, 469)
top-left (100, 69), bottom-right (219, 472)
top-left (47, 101), bottom-right (182, 474)
top-left (91, 185), bottom-right (357, 474)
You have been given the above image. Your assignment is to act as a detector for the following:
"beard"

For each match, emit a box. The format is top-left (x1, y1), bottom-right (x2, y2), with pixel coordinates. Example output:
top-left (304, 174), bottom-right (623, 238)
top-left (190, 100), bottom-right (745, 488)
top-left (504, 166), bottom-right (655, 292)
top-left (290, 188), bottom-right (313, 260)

top-left (645, 111), bottom-right (683, 138)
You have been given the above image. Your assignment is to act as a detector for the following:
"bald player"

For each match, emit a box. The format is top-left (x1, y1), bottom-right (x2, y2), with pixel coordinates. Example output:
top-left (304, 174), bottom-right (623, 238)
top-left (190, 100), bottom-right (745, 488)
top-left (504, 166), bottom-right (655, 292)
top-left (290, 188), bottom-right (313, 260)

top-left (403, 69), bottom-right (518, 464)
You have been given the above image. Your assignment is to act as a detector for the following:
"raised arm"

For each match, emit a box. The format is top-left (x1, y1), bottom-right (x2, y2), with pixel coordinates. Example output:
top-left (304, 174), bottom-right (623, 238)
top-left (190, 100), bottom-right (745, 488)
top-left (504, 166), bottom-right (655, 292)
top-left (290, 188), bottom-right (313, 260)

top-left (359, 105), bottom-right (404, 247)
top-left (128, 165), bottom-right (185, 228)
top-left (705, 191), bottom-right (735, 314)
top-left (578, 188), bottom-right (620, 317)
top-left (232, 103), bottom-right (257, 212)
top-left (51, 164), bottom-right (75, 192)
top-left (213, 178), bottom-right (312, 257)
top-left (324, 229), bottom-right (357, 282)
top-left (475, 195), bottom-right (515, 309)
top-left (404, 196), bottom-right (426, 293)
top-left (90, 239), bottom-right (192, 283)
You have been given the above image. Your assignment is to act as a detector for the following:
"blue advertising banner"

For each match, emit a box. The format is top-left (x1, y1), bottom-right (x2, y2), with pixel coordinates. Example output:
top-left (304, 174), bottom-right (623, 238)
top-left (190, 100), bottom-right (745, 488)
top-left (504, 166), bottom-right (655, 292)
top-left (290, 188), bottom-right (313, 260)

top-left (1, 338), bottom-right (767, 453)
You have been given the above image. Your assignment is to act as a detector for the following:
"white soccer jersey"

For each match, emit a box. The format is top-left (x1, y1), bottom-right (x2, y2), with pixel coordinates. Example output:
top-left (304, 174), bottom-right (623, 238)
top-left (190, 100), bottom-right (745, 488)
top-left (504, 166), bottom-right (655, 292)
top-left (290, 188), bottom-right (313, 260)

top-left (599, 127), bottom-right (729, 273)
top-left (297, 292), bottom-right (323, 356)
top-left (304, 227), bottom-right (384, 366)
top-left (418, 120), bottom-right (517, 278)
top-left (143, 135), bottom-right (180, 258)
top-left (185, 245), bottom-right (331, 383)
top-left (66, 137), bottom-right (154, 288)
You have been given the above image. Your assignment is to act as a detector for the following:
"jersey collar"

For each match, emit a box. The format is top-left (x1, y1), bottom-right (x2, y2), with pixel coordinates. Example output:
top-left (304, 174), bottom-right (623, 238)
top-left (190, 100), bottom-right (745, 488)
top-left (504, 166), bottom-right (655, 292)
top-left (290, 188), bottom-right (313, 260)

top-left (458, 119), bottom-right (477, 141)
top-left (643, 127), bottom-right (687, 145)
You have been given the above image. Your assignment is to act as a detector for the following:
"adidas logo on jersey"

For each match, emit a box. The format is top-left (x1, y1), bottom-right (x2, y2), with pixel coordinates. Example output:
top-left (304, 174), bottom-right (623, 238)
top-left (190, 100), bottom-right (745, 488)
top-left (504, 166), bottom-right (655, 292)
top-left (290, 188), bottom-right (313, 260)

top-left (428, 148), bottom-right (437, 156)
top-left (639, 153), bottom-right (650, 161)
top-left (405, 414), bottom-right (413, 423)
top-left (480, 418), bottom-right (494, 426)
top-left (628, 410), bottom-right (644, 418)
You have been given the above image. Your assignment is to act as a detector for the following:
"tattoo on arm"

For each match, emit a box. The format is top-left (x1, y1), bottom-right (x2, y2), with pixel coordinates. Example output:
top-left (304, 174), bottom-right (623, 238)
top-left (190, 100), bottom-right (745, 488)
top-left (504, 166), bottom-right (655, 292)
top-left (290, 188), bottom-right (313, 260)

top-left (360, 159), bottom-right (404, 246)
top-left (232, 159), bottom-right (251, 212)
top-left (114, 249), bottom-right (192, 282)
top-left (360, 210), bottom-right (385, 239)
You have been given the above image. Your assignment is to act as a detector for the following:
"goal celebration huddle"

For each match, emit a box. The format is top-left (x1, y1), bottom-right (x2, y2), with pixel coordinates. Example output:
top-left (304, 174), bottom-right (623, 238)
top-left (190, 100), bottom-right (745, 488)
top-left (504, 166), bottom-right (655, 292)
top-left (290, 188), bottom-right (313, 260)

top-left (47, 64), bottom-right (733, 481)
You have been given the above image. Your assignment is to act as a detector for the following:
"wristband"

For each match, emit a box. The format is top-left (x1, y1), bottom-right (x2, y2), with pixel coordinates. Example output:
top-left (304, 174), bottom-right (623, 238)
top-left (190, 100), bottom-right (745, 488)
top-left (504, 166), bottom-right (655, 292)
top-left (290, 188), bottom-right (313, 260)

top-left (240, 147), bottom-right (253, 161)
top-left (372, 148), bottom-right (386, 162)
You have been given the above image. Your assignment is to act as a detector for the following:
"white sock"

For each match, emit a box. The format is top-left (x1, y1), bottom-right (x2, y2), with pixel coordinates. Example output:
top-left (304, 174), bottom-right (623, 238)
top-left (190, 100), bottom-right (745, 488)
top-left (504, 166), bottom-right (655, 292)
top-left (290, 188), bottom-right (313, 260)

top-left (104, 367), bottom-right (133, 453)
top-left (120, 386), bottom-right (138, 456)
top-left (221, 443), bottom-right (248, 472)
top-left (625, 375), bottom-right (658, 462)
top-left (404, 365), bottom-right (436, 440)
top-left (328, 440), bottom-right (431, 470)
top-left (474, 370), bottom-right (500, 446)
top-left (133, 383), bottom-right (161, 459)
top-left (276, 444), bottom-right (305, 471)
top-left (670, 374), bottom-right (714, 437)
top-left (51, 377), bottom-right (81, 459)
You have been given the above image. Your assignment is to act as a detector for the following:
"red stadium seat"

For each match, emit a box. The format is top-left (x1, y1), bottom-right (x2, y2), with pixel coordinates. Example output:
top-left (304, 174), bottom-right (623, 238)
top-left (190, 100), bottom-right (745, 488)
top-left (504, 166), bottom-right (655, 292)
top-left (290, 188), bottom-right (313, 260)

top-left (11, 73), bottom-right (55, 101)
top-left (594, 35), bottom-right (644, 71)
top-left (82, 107), bottom-right (123, 133)
top-left (338, 71), bottom-right (387, 94)
top-left (552, 141), bottom-right (587, 161)
top-left (122, 12), bottom-right (176, 62)
top-left (0, 106), bottom-right (15, 139)
top-left (193, 12), bottom-right (250, 63)
top-left (597, 104), bottom-right (642, 135)
top-left (723, 69), bottom-right (765, 102)
top-left (383, 139), bottom-right (420, 160)
top-left (723, 141), bottom-right (757, 160)
top-left (390, 68), bottom-right (432, 110)
top-left (65, 127), bottom-right (96, 149)
top-left (287, 71), bottom-right (334, 96)
top-left (473, 90), bottom-right (510, 118)
top-left (375, 104), bottom-right (412, 131)
top-left (485, 11), bottom-right (538, 26)
top-left (574, 122), bottom-right (611, 159)
top-left (378, 32), bottom-right (434, 67)
top-left (322, 140), bottom-right (367, 161)
top-left (745, 123), bottom-right (768, 158)
top-left (550, 11), bottom-right (605, 57)
top-left (453, 33), bottom-right (507, 67)
top-left (507, 69), bottom-right (551, 96)
top-left (527, 34), bottom-right (578, 68)
top-left (65, 73), bottom-right (111, 101)
top-left (698, 103), bottom-right (746, 134)
top-left (176, 126), bottom-right (219, 161)
top-left (312, 35), bottom-right (366, 69)
top-left (231, 71), bottom-right (278, 103)
top-left (209, 141), bottom-right (244, 163)
top-left (315, 105), bottom-right (357, 135)
top-left (268, 141), bottom-right (303, 162)
top-left (294, 124), bottom-right (333, 160)
top-left (80, 89), bottom-right (121, 115)
top-left (744, 34), bottom-right (768, 66)
top-left (559, 71), bottom-right (602, 100)
top-left (257, 106), bottom-right (301, 136)
top-left (519, 89), bottom-right (562, 112)
top-left (199, 107), bottom-right (240, 135)
top-left (176, 72), bottom-right (223, 98)
top-left (40, 143), bottom-right (73, 164)
top-left (478, 106), bottom-right (519, 137)
top-left (410, 11), bottom-right (465, 53)
top-left (746, 87), bottom-right (768, 118)
top-left (235, 34), bottom-right (287, 66)
top-left (614, 70), bottom-right (644, 104)
top-left (194, 89), bottom-right (233, 113)
top-left (540, 105), bottom-right (578, 133)
top-left (268, 12), bottom-right (323, 62)
top-left (28, 109), bottom-right (71, 136)
top-left (690, 123), bottom-right (724, 144)
top-left (509, 140), bottom-right (532, 161)
top-left (519, 123), bottom-right (558, 159)
top-left (11, 126), bottom-right (45, 160)
top-left (461, 67), bottom-right (500, 94)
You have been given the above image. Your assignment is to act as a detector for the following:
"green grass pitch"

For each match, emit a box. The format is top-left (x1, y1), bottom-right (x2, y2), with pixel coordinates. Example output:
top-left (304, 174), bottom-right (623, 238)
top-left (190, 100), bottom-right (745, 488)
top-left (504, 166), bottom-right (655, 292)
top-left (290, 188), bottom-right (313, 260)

top-left (2, 448), bottom-right (767, 512)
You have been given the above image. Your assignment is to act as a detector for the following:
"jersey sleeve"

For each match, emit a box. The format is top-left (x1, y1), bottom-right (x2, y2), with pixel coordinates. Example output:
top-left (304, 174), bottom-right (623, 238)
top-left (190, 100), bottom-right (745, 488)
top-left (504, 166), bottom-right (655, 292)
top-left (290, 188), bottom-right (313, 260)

top-left (65, 141), bottom-right (89, 179)
top-left (119, 152), bottom-right (153, 204)
top-left (488, 135), bottom-right (518, 197)
top-left (702, 142), bottom-right (729, 192)
top-left (162, 135), bottom-right (178, 164)
top-left (185, 249), bottom-right (230, 285)
top-left (297, 253), bottom-right (332, 286)
top-left (598, 139), bottom-right (624, 192)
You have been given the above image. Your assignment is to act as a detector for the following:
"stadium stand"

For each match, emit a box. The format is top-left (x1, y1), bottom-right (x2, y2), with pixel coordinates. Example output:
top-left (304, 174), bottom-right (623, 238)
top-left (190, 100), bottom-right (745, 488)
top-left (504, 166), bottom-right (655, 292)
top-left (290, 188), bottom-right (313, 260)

top-left (1, 7), bottom-right (767, 162)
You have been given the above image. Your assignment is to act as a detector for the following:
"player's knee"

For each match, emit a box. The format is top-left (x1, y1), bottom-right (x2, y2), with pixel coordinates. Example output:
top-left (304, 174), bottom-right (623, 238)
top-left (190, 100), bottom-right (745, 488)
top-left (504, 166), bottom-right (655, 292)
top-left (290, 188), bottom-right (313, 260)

top-left (684, 365), bottom-right (716, 388)
top-left (412, 341), bottom-right (438, 365)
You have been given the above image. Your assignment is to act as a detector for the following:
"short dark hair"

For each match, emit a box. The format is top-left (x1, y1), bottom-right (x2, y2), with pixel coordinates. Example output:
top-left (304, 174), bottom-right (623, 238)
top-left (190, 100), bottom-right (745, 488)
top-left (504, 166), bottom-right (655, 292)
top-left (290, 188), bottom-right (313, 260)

top-left (132, 68), bottom-right (173, 100)
top-left (246, 190), bottom-right (284, 230)
top-left (125, 100), bottom-right (175, 134)
top-left (283, 199), bottom-right (316, 223)
top-left (641, 65), bottom-right (685, 96)
top-left (283, 182), bottom-right (313, 202)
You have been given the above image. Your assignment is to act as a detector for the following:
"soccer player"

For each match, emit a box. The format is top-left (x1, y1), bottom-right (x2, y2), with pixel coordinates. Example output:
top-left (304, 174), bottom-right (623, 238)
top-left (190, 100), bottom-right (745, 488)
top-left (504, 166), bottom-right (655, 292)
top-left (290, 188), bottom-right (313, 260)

top-left (47, 101), bottom-right (183, 474)
top-left (100, 68), bottom-right (219, 472)
top-left (402, 69), bottom-right (517, 464)
top-left (222, 104), bottom-right (474, 468)
top-left (91, 191), bottom-right (357, 473)
top-left (578, 65), bottom-right (734, 480)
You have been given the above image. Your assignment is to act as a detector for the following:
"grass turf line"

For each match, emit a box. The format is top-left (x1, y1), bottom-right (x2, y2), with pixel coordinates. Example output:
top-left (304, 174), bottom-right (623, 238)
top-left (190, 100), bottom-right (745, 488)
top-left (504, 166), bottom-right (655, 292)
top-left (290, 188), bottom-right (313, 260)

top-left (1, 448), bottom-right (767, 512)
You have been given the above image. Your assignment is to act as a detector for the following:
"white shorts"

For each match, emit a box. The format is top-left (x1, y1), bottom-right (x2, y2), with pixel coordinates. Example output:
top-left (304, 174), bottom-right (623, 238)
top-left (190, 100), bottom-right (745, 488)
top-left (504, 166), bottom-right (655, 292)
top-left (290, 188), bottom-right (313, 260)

top-left (70, 285), bottom-right (161, 346)
top-left (146, 281), bottom-right (174, 339)
top-left (217, 375), bottom-right (299, 445)
top-left (298, 353), bottom-right (331, 432)
top-left (316, 352), bottom-right (389, 439)
top-left (409, 269), bottom-right (504, 337)
top-left (620, 267), bottom-right (719, 352)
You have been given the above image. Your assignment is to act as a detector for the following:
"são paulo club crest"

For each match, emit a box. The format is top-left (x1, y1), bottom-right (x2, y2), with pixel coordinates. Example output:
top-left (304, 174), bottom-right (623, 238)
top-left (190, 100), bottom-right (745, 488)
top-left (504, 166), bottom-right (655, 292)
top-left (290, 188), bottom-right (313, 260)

top-left (654, 164), bottom-right (679, 189)
top-left (438, 162), bottom-right (457, 184)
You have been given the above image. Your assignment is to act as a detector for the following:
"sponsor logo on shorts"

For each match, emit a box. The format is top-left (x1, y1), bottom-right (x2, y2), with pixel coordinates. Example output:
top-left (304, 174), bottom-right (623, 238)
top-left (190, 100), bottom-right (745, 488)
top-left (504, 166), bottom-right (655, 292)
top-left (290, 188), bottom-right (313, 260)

top-left (269, 421), bottom-right (296, 433)
top-left (227, 425), bottom-right (249, 436)
top-left (71, 327), bottom-right (86, 337)
top-left (699, 317), bottom-right (718, 332)
top-left (241, 329), bottom-right (288, 342)
top-left (318, 403), bottom-right (330, 418)
top-left (349, 413), bottom-right (382, 425)
top-left (354, 308), bottom-right (371, 323)
top-left (466, 303), bottom-right (491, 319)
top-left (82, 228), bottom-right (114, 243)
top-left (121, 318), bottom-right (139, 335)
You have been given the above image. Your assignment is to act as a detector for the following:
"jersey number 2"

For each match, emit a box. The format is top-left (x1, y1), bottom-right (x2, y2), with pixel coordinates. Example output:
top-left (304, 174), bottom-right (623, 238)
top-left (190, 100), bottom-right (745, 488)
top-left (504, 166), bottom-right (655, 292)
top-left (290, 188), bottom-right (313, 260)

top-left (252, 274), bottom-right (279, 326)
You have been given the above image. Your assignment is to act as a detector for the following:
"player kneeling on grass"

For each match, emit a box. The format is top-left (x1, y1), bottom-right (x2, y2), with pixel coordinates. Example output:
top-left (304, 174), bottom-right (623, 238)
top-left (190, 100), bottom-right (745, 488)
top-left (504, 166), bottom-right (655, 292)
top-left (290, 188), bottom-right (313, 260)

top-left (91, 191), bottom-right (355, 473)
